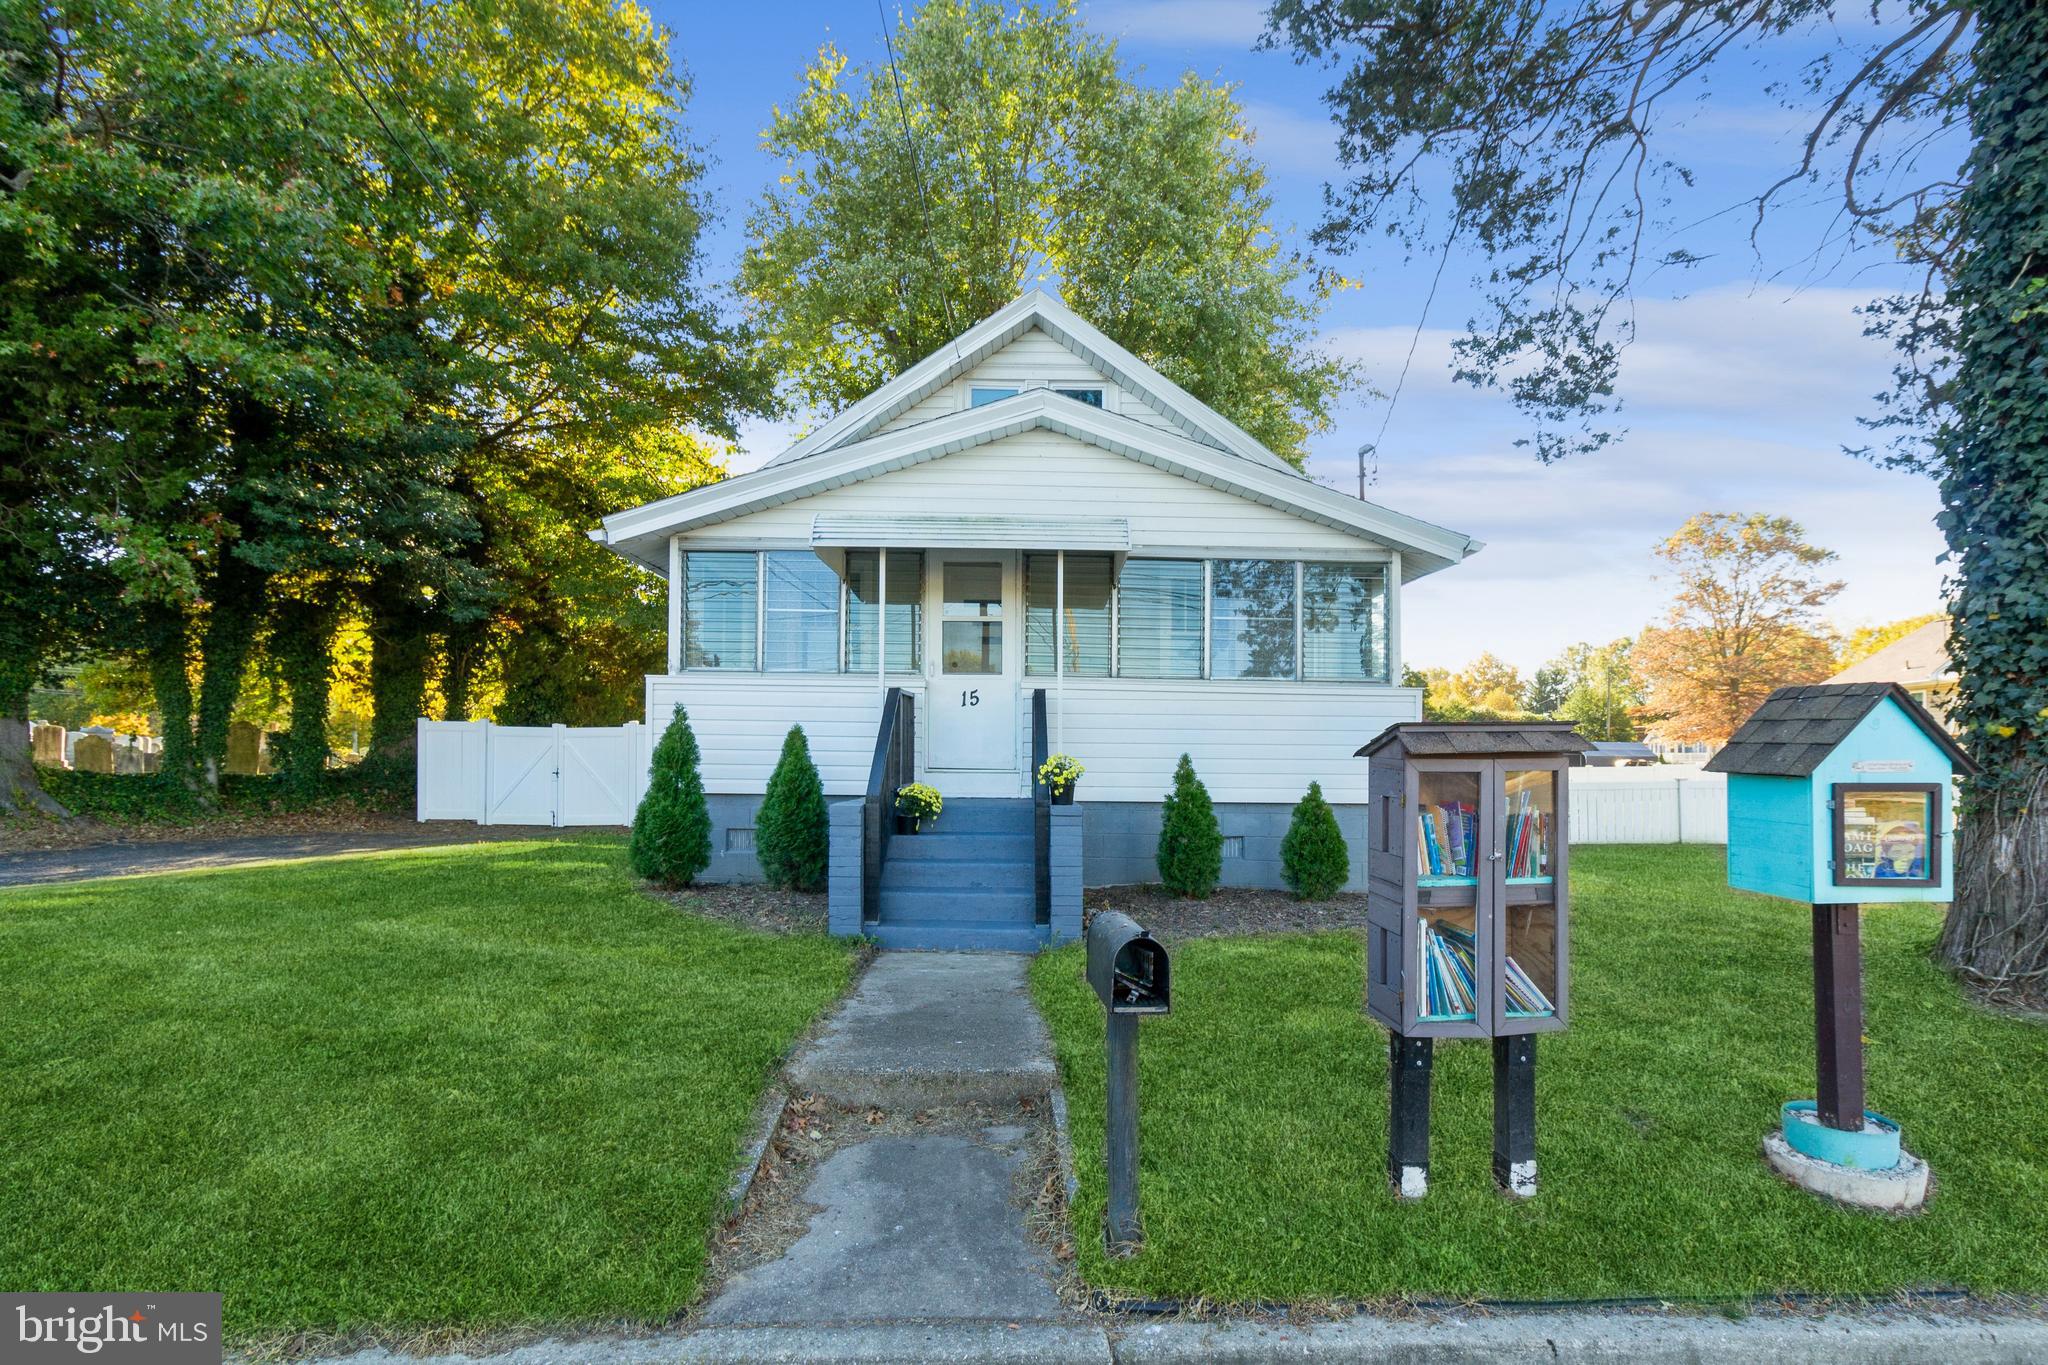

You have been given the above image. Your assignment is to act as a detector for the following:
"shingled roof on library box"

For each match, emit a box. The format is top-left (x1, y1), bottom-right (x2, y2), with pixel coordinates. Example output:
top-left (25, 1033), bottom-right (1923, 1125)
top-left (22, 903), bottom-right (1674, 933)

top-left (1704, 682), bottom-right (1977, 779)
top-left (1355, 722), bottom-right (1595, 760)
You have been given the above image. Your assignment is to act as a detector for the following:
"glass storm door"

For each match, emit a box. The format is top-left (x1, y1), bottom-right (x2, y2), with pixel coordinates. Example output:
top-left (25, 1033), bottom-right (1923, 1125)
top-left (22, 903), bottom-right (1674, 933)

top-left (927, 552), bottom-right (1020, 779)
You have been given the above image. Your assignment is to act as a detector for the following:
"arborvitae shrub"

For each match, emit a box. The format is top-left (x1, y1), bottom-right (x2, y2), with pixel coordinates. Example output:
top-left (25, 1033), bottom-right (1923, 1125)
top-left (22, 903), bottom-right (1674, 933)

top-left (1281, 780), bottom-right (1350, 900)
top-left (1157, 753), bottom-right (1223, 898)
top-left (630, 705), bottom-right (712, 887)
top-left (757, 724), bottom-right (829, 891)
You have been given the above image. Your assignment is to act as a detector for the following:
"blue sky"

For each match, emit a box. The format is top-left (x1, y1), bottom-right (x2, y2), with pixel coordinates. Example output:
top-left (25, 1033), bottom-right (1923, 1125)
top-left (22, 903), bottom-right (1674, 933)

top-left (649, 0), bottom-right (1949, 674)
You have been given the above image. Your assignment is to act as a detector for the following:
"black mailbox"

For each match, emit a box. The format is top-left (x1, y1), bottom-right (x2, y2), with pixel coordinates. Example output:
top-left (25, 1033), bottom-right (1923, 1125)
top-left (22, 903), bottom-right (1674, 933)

top-left (1087, 911), bottom-right (1170, 1015)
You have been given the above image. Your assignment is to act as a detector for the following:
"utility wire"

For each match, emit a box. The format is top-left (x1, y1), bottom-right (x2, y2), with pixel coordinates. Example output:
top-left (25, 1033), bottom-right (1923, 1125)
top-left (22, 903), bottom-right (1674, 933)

top-left (876, 0), bottom-right (956, 345)
top-left (1359, 221), bottom-right (1459, 497)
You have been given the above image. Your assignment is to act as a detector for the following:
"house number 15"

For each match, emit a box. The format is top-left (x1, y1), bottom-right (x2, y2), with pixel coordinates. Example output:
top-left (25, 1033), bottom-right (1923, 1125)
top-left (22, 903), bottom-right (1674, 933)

top-left (960, 689), bottom-right (980, 707)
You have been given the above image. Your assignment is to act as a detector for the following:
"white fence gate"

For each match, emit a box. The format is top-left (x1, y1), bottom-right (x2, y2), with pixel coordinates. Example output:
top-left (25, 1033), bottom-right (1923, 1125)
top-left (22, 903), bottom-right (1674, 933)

top-left (1569, 767), bottom-right (1726, 844)
top-left (416, 719), bottom-right (648, 826)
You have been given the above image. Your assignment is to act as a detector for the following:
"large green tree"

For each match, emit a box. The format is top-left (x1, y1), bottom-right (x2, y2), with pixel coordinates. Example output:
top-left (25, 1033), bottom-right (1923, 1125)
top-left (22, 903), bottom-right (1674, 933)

top-left (1269, 2), bottom-right (2048, 997)
top-left (743, 0), bottom-right (1356, 465)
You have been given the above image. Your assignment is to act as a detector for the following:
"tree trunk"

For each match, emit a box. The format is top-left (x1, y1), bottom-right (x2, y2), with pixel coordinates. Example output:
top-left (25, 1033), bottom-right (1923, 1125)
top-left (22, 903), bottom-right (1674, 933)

top-left (368, 580), bottom-right (432, 759)
top-left (442, 619), bottom-right (486, 722)
top-left (143, 600), bottom-right (198, 785)
top-left (195, 554), bottom-right (270, 789)
top-left (1942, 769), bottom-right (2048, 998)
top-left (275, 590), bottom-right (337, 793)
top-left (0, 708), bottom-right (67, 817)
top-left (1933, 0), bottom-right (2048, 999)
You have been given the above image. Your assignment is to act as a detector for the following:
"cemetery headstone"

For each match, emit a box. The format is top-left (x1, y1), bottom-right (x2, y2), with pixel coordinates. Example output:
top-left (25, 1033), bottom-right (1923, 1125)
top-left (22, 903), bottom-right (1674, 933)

top-left (72, 733), bottom-right (115, 774)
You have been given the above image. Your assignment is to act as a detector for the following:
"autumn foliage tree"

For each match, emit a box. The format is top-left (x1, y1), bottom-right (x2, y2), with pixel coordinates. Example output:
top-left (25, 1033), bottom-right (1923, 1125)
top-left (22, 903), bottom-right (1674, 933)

top-left (1631, 515), bottom-right (1843, 746)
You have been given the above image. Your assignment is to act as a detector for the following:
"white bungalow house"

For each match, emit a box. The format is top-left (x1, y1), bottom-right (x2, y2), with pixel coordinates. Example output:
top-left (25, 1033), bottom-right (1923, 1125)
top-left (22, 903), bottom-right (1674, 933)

top-left (591, 290), bottom-right (1481, 948)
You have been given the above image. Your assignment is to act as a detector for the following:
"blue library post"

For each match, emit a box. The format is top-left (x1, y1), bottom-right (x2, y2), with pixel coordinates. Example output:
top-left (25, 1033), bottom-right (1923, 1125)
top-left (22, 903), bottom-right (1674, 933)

top-left (1706, 681), bottom-right (1977, 1211)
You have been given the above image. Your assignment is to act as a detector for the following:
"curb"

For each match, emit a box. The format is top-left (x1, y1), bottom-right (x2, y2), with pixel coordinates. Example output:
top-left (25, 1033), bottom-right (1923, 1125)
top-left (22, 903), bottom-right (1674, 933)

top-left (674, 1322), bottom-right (1111, 1362)
top-left (1112, 1308), bottom-right (2048, 1364)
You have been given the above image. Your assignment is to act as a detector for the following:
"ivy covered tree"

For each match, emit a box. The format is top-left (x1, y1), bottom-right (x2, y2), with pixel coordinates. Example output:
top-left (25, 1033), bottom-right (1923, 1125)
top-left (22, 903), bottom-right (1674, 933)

top-left (1268, 1), bottom-right (2048, 998)
top-left (743, 0), bottom-right (1356, 465)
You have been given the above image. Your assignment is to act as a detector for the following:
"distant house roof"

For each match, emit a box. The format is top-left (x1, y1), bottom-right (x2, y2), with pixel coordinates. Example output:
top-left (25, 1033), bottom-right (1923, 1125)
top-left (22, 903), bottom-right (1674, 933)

top-left (1583, 741), bottom-right (1658, 765)
top-left (1356, 722), bottom-right (1595, 760)
top-left (1703, 682), bottom-right (1977, 778)
top-left (1830, 619), bottom-right (1953, 689)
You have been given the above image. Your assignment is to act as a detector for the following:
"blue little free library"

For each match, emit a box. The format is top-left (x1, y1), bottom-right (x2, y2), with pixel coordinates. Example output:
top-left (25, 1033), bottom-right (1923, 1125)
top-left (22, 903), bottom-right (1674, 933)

top-left (1706, 681), bottom-right (1977, 906)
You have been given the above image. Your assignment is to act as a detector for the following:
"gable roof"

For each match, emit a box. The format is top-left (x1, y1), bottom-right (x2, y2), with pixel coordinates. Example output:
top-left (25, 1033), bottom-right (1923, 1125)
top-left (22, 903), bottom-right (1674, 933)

top-left (763, 288), bottom-right (1297, 474)
top-left (1829, 619), bottom-right (1954, 688)
top-left (594, 388), bottom-right (1484, 580)
top-left (1704, 682), bottom-right (1978, 777)
top-left (1355, 721), bottom-right (1594, 760)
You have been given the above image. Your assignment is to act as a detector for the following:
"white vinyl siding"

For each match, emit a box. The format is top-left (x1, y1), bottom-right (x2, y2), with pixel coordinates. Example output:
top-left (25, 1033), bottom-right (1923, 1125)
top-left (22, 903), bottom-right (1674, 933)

top-left (687, 432), bottom-right (1381, 556)
top-left (647, 673), bottom-right (1420, 802)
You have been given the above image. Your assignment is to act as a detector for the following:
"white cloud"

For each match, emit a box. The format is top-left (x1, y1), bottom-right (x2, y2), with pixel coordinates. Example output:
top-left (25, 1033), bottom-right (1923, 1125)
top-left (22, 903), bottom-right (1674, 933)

top-left (1307, 283), bottom-right (1940, 672)
top-left (1234, 99), bottom-right (1339, 175)
top-left (1084, 0), bottom-right (1269, 47)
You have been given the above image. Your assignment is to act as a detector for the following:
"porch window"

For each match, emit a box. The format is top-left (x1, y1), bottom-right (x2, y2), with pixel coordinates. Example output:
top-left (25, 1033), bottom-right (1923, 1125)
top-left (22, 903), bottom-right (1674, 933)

top-left (1302, 562), bottom-right (1390, 682)
top-left (762, 551), bottom-right (840, 672)
top-left (845, 550), bottom-right (923, 673)
top-left (1025, 553), bottom-right (1112, 677)
top-left (1115, 559), bottom-right (1203, 679)
top-left (683, 551), bottom-right (758, 670)
top-left (1210, 559), bottom-right (1297, 679)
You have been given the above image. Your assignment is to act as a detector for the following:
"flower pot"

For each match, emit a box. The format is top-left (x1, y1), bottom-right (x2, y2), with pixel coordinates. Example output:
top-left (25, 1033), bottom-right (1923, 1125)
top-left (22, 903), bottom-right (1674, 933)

top-left (894, 813), bottom-right (922, 835)
top-left (1051, 784), bottom-right (1076, 806)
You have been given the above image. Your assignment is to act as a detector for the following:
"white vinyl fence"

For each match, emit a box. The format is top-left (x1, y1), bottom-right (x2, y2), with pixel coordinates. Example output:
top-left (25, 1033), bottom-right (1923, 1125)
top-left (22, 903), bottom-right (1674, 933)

top-left (415, 719), bottom-right (649, 827)
top-left (1569, 767), bottom-right (1726, 844)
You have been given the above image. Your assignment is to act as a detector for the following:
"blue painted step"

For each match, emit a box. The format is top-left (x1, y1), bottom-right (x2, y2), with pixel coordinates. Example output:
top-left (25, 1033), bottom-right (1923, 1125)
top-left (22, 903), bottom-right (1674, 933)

top-left (876, 886), bottom-right (1036, 921)
top-left (889, 832), bottom-right (1034, 862)
top-left (881, 857), bottom-right (1034, 892)
top-left (869, 920), bottom-right (1049, 952)
top-left (914, 798), bottom-right (1035, 834)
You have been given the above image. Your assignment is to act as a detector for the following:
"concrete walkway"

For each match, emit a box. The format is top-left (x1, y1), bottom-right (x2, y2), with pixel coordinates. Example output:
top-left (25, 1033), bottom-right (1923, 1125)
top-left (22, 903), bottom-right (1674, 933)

top-left (0, 825), bottom-right (569, 887)
top-left (697, 951), bottom-right (1074, 1336)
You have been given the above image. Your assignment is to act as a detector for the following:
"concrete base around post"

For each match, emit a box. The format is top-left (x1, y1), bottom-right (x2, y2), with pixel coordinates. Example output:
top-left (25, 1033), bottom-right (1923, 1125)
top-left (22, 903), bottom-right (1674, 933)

top-left (1762, 1130), bottom-right (1930, 1212)
top-left (1394, 1165), bottom-right (1427, 1201)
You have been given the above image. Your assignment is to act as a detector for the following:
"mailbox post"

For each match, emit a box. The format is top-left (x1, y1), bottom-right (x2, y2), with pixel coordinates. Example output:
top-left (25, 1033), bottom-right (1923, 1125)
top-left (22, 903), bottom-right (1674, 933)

top-left (1708, 682), bottom-right (1976, 1211)
top-left (1085, 911), bottom-right (1170, 1254)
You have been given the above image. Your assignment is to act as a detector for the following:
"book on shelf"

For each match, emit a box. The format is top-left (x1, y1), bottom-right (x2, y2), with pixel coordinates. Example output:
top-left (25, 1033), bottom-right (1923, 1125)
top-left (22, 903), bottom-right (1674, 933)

top-left (1418, 916), bottom-right (1479, 1018)
top-left (1416, 801), bottom-right (1477, 878)
top-left (1504, 952), bottom-right (1554, 1015)
top-left (1504, 790), bottom-right (1550, 878)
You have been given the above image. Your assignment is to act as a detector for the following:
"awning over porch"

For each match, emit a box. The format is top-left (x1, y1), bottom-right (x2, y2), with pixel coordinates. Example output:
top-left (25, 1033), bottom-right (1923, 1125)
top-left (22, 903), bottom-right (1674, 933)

top-left (809, 513), bottom-right (1131, 551)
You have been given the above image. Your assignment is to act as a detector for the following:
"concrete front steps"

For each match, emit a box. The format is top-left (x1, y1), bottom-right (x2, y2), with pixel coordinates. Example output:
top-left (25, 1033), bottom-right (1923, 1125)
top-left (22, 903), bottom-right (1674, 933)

top-left (872, 798), bottom-right (1045, 952)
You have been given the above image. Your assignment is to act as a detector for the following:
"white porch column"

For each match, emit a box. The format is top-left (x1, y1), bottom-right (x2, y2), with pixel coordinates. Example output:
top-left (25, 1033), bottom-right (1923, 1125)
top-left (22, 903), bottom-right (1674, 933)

top-left (1055, 549), bottom-right (1065, 749)
top-left (666, 535), bottom-right (682, 675)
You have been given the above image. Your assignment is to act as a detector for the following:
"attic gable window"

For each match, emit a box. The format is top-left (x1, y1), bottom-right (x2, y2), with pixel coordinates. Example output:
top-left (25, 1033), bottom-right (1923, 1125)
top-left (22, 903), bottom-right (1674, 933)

top-left (969, 386), bottom-right (1019, 407)
top-left (1053, 387), bottom-right (1103, 407)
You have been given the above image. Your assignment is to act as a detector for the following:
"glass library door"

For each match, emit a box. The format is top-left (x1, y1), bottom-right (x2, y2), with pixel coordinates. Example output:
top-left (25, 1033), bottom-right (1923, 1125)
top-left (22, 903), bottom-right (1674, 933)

top-left (1411, 765), bottom-right (1486, 1028)
top-left (1497, 765), bottom-right (1562, 1024)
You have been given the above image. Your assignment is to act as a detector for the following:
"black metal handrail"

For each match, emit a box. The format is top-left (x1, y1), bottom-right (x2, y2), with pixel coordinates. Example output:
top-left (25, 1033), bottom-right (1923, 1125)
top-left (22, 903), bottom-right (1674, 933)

top-left (863, 687), bottom-right (913, 927)
top-left (1032, 688), bottom-right (1051, 927)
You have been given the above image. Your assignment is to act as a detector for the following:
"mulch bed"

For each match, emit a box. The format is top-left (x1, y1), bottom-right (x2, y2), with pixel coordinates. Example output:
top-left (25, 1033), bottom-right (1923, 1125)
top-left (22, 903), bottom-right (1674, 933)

top-left (663, 882), bottom-right (830, 936)
top-left (1083, 884), bottom-right (1370, 941)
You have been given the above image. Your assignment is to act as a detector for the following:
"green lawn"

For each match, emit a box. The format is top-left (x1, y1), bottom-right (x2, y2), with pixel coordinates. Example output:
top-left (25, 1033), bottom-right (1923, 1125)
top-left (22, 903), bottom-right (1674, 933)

top-left (1031, 845), bottom-right (2048, 1303)
top-left (0, 839), bottom-right (854, 1340)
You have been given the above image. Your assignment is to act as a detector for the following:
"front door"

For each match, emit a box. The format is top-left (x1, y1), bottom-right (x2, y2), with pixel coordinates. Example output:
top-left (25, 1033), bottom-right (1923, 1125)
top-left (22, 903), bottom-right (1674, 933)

top-left (926, 551), bottom-right (1020, 792)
